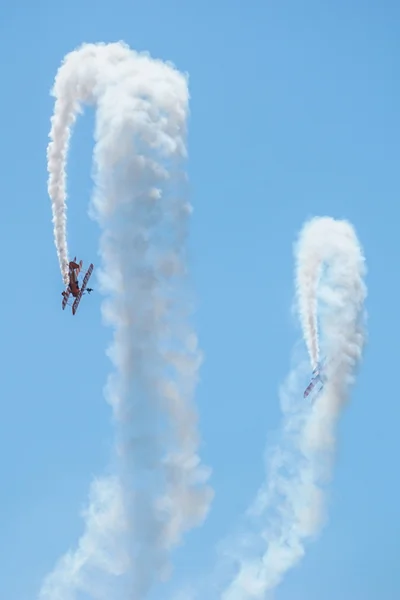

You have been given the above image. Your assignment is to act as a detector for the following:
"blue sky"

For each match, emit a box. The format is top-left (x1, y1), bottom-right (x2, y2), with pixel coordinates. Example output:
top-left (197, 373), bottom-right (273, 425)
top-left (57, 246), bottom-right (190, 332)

top-left (0, 0), bottom-right (399, 598)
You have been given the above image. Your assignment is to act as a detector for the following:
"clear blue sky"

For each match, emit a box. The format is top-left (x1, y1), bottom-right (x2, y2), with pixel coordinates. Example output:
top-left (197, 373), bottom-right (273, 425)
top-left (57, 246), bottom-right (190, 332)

top-left (0, 1), bottom-right (399, 599)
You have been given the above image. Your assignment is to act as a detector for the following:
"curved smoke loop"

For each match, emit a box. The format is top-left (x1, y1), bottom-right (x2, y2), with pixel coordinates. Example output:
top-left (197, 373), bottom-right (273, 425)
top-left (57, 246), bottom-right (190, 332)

top-left (42, 41), bottom-right (212, 600)
top-left (220, 216), bottom-right (367, 600)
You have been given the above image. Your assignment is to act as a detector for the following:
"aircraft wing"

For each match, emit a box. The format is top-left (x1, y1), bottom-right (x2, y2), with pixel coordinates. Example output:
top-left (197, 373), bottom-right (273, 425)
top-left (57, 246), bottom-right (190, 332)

top-left (304, 381), bottom-right (314, 398)
top-left (72, 263), bottom-right (94, 315)
top-left (303, 375), bottom-right (323, 399)
top-left (62, 289), bottom-right (70, 310)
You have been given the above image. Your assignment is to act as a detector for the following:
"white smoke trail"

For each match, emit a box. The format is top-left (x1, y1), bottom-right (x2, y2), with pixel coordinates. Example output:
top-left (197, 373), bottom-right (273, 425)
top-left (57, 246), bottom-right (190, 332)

top-left (219, 216), bottom-right (366, 599)
top-left (295, 246), bottom-right (320, 369)
top-left (41, 41), bottom-right (212, 600)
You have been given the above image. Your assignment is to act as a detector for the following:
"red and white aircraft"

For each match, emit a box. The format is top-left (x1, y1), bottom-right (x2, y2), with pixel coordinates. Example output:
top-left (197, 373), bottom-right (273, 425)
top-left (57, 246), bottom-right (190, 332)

top-left (61, 258), bottom-right (94, 315)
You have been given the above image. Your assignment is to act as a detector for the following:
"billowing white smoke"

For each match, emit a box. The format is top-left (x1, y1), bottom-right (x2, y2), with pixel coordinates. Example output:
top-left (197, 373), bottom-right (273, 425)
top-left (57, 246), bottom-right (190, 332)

top-left (42, 42), bottom-right (213, 600)
top-left (219, 216), bottom-right (366, 599)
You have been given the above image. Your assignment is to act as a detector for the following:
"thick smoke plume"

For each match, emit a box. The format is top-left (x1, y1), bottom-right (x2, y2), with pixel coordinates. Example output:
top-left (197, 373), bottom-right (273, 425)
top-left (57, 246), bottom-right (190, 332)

top-left (219, 216), bottom-right (366, 599)
top-left (42, 41), bottom-right (212, 600)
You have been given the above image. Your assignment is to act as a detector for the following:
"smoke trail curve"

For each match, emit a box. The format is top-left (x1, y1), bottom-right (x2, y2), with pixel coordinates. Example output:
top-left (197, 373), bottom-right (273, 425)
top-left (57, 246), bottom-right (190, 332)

top-left (219, 216), bottom-right (366, 599)
top-left (41, 41), bottom-right (213, 600)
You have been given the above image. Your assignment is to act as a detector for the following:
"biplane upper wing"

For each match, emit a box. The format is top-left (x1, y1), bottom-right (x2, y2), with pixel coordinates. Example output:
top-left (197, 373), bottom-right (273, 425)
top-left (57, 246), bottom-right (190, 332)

top-left (62, 289), bottom-right (70, 310)
top-left (72, 263), bottom-right (94, 316)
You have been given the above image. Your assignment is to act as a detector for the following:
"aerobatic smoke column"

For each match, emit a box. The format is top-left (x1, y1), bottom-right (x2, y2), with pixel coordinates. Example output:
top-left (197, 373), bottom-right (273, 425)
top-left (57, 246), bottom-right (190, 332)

top-left (221, 216), bottom-right (367, 600)
top-left (42, 42), bottom-right (212, 600)
top-left (296, 216), bottom-right (366, 405)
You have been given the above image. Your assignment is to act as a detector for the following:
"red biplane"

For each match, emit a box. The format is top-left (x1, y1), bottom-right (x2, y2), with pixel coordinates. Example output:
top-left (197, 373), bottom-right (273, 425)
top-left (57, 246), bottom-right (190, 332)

top-left (61, 258), bottom-right (94, 315)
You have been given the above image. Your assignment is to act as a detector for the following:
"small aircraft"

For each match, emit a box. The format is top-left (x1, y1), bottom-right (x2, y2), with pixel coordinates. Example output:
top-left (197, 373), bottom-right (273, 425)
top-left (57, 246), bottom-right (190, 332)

top-left (61, 258), bottom-right (94, 315)
top-left (303, 361), bottom-right (325, 399)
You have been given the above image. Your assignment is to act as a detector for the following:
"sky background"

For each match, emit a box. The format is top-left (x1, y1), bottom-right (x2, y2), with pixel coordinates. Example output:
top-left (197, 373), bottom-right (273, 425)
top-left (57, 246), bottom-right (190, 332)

top-left (0, 0), bottom-right (399, 599)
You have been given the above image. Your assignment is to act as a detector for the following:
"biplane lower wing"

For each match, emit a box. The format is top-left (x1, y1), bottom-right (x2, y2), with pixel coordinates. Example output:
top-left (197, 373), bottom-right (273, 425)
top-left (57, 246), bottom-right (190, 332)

top-left (72, 263), bottom-right (94, 315)
top-left (303, 376), bottom-right (323, 399)
top-left (62, 289), bottom-right (70, 310)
